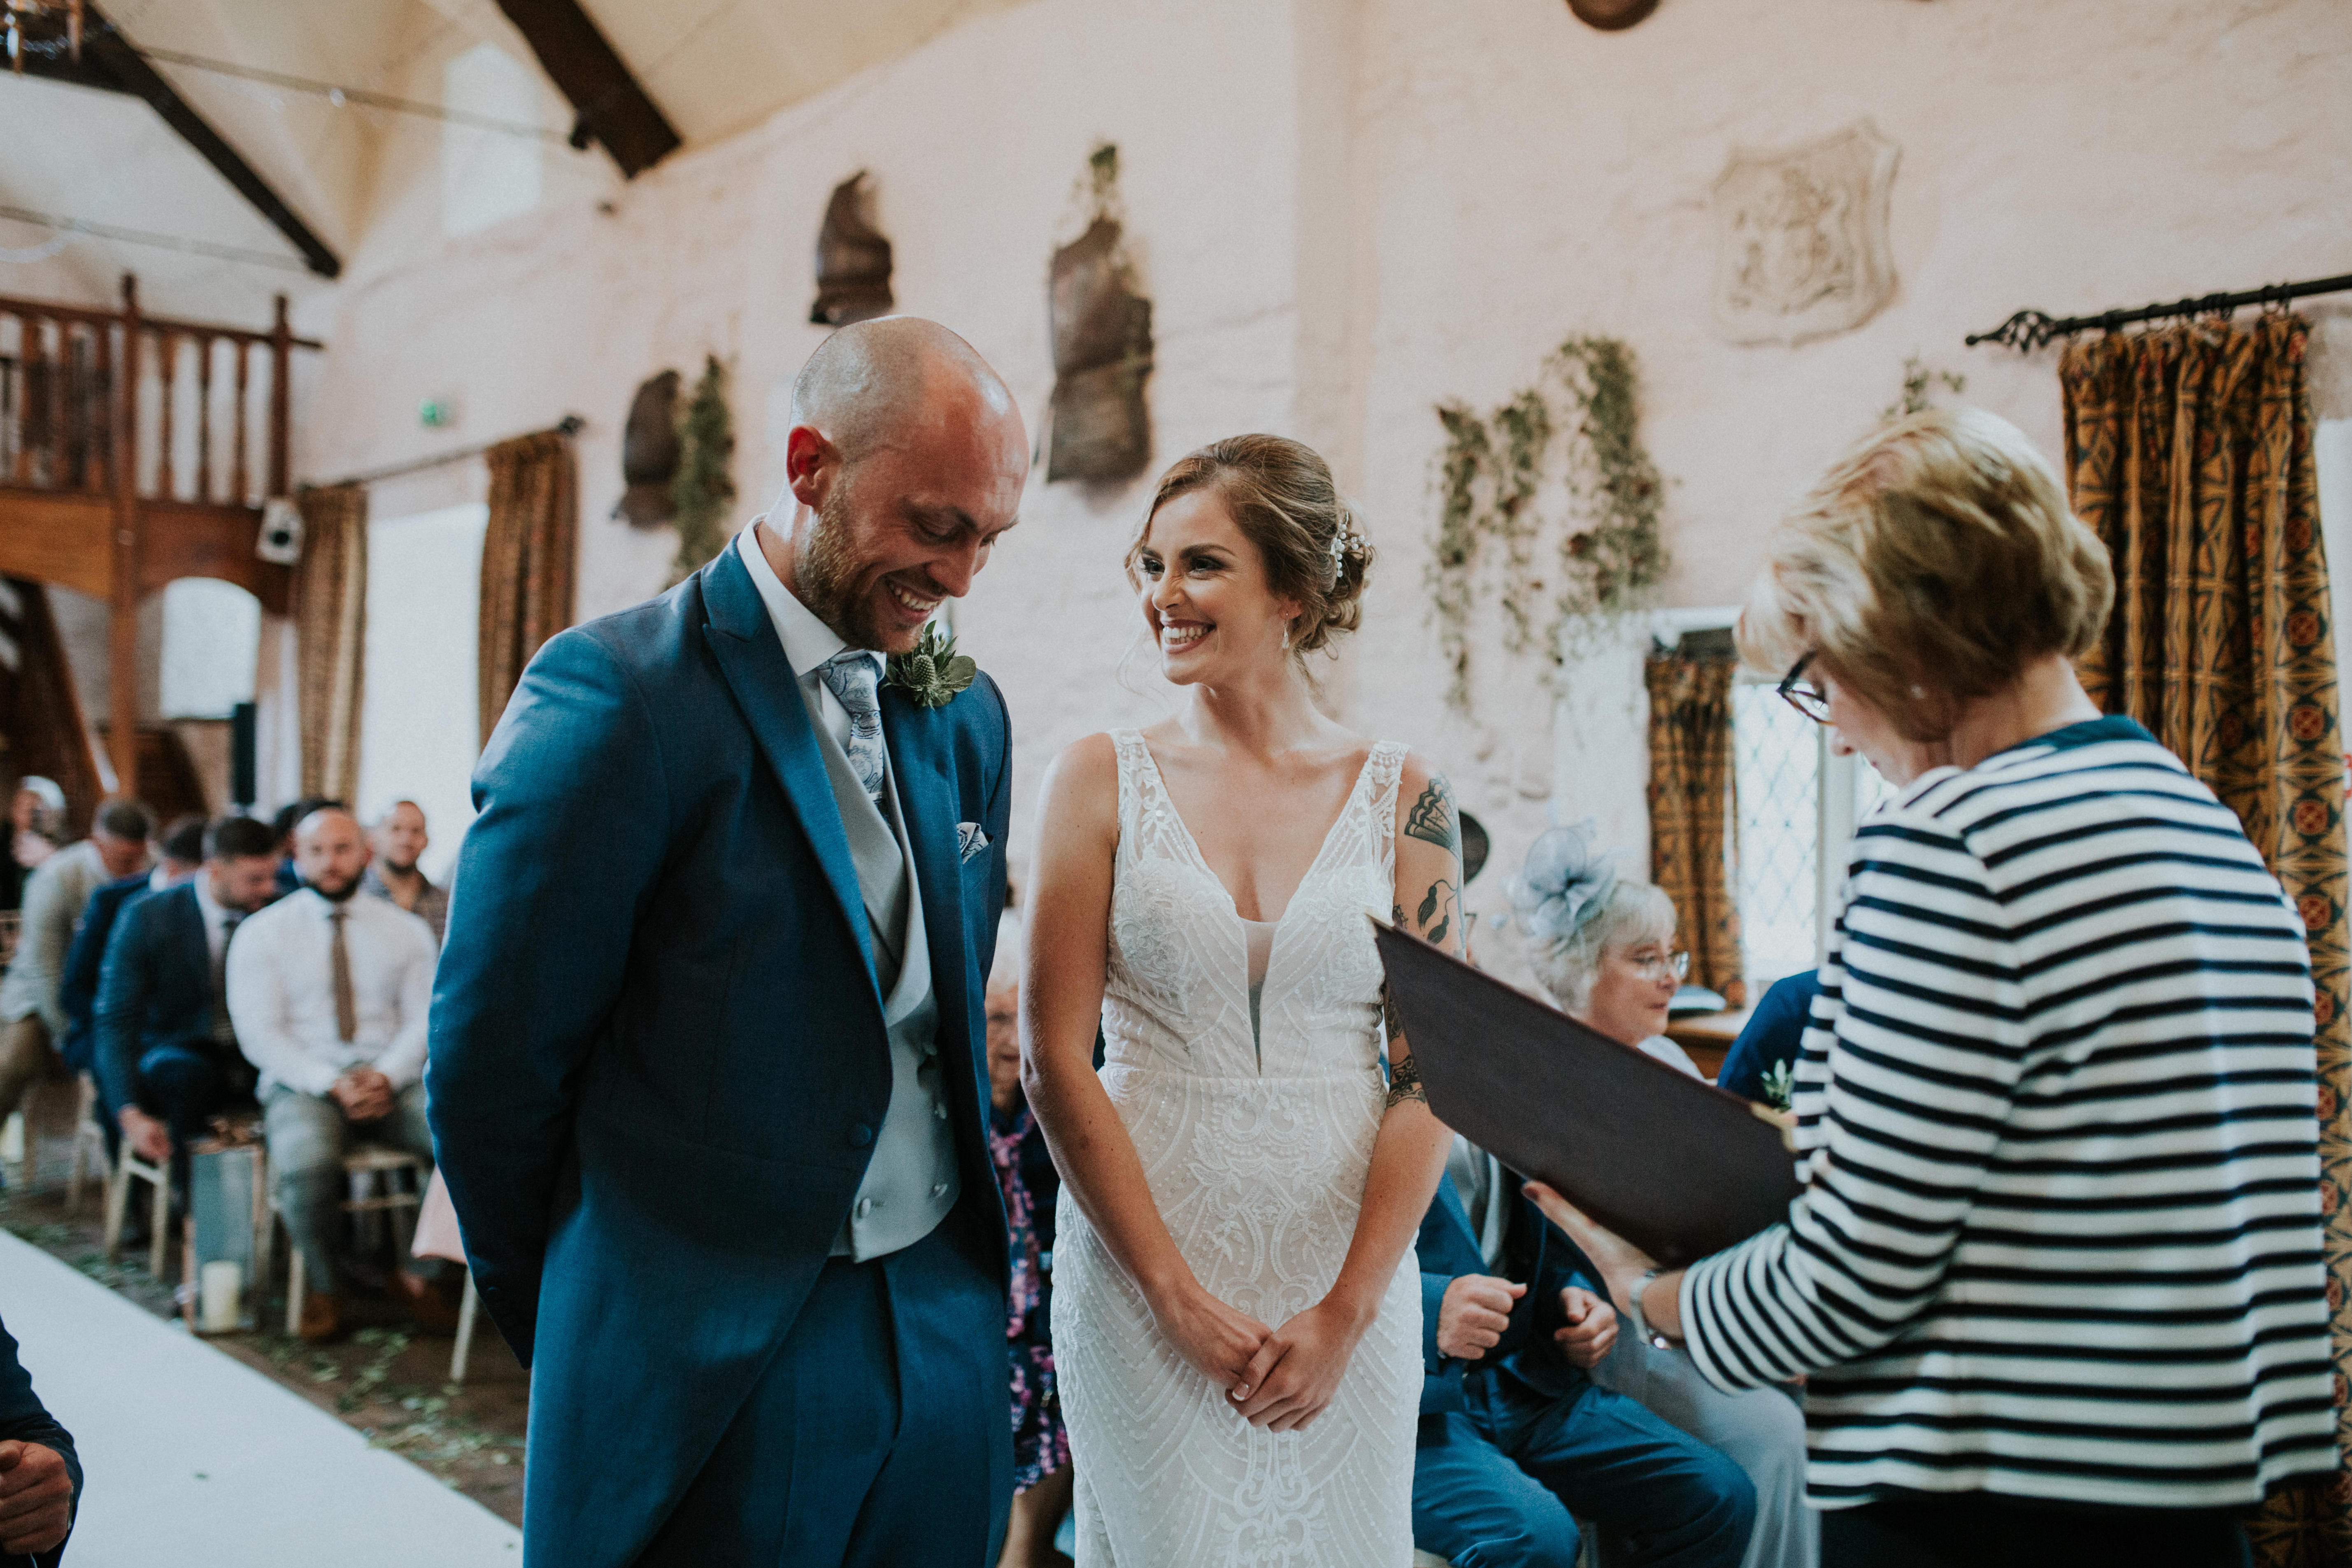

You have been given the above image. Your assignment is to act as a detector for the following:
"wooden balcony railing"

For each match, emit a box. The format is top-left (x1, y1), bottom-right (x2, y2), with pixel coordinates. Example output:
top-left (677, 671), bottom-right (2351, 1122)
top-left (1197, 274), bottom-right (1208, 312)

top-left (0, 274), bottom-right (316, 513)
top-left (0, 274), bottom-right (321, 793)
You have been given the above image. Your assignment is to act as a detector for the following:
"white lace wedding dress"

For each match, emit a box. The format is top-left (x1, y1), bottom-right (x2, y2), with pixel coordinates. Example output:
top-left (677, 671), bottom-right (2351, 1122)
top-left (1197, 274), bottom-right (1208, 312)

top-left (1054, 730), bottom-right (1420, 1567)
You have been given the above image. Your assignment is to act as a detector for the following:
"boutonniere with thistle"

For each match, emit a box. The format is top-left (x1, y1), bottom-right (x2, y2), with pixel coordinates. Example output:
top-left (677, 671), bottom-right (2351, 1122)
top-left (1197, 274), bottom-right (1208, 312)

top-left (884, 622), bottom-right (979, 708)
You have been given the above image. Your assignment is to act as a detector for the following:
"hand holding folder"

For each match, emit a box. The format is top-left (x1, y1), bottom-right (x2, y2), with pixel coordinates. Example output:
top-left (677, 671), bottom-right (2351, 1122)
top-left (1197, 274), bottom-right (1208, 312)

top-left (1374, 921), bottom-right (1800, 1270)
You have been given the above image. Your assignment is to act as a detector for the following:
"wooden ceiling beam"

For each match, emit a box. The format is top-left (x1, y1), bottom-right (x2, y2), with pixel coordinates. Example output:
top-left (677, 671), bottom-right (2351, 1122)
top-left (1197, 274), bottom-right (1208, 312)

top-left (15, 5), bottom-right (341, 278)
top-left (493, 0), bottom-right (680, 179)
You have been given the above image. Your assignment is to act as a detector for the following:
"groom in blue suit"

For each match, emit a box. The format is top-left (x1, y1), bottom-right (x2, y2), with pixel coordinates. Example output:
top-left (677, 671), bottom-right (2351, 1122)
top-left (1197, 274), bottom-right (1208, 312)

top-left (429, 319), bottom-right (1031, 1567)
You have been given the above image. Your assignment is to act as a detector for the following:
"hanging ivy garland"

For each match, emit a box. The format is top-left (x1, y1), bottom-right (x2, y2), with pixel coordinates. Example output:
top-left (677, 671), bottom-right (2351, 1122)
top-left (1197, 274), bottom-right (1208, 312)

top-left (1428, 335), bottom-right (1668, 714)
top-left (668, 354), bottom-right (736, 585)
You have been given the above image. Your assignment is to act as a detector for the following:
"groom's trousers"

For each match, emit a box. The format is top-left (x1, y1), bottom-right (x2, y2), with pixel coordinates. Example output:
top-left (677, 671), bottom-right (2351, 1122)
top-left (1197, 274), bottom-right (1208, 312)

top-left (640, 1210), bottom-right (1011, 1567)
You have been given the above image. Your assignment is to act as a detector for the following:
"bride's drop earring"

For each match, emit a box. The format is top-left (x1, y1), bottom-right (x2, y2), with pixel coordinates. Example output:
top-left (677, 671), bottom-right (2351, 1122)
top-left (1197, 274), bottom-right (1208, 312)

top-left (1282, 620), bottom-right (1293, 653)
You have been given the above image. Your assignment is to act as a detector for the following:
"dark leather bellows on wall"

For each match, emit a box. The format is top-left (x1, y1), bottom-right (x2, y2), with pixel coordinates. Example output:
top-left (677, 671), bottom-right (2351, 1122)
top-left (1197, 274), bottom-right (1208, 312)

top-left (812, 171), bottom-right (894, 328)
top-left (1566, 0), bottom-right (1658, 29)
top-left (613, 369), bottom-right (680, 526)
top-left (1046, 217), bottom-right (1154, 484)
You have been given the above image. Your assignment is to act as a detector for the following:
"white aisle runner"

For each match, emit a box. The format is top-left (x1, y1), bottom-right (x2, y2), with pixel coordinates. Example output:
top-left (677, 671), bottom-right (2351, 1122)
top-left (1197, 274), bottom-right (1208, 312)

top-left (0, 1231), bottom-right (521, 1566)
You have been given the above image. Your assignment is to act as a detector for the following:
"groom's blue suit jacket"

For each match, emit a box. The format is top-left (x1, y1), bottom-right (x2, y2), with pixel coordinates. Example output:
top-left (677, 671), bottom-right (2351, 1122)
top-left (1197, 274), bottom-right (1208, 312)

top-left (427, 546), bottom-right (1012, 1562)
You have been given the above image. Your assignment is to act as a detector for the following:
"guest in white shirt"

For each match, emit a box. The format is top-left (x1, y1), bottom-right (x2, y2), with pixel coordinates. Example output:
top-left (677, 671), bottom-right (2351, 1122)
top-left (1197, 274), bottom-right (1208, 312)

top-left (228, 807), bottom-right (441, 1342)
top-left (0, 800), bottom-right (152, 1158)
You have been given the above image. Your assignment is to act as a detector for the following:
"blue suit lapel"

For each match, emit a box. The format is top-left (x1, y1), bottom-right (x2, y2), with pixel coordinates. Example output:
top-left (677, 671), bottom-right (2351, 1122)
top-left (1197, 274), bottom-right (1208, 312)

top-left (698, 548), bottom-right (883, 997)
top-left (880, 688), bottom-right (969, 1057)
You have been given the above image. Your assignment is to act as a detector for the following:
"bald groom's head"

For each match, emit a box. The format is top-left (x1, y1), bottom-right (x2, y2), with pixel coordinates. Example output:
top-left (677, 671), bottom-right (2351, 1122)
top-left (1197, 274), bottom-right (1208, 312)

top-left (768, 318), bottom-right (1028, 654)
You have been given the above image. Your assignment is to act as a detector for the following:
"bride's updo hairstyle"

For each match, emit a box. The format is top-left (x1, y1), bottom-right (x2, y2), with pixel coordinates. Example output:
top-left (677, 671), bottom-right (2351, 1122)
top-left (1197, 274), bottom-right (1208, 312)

top-left (1126, 434), bottom-right (1374, 658)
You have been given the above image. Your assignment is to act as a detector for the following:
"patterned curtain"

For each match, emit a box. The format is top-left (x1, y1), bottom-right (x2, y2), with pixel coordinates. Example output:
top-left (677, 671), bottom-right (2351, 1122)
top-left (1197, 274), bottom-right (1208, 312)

top-left (2062, 314), bottom-right (2351, 1568)
top-left (292, 484), bottom-right (368, 803)
top-left (479, 430), bottom-right (578, 748)
top-left (1645, 646), bottom-right (1746, 1007)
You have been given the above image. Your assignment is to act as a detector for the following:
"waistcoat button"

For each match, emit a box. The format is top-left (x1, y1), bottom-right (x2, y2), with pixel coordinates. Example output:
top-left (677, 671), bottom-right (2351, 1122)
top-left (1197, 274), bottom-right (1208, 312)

top-left (849, 1123), bottom-right (874, 1147)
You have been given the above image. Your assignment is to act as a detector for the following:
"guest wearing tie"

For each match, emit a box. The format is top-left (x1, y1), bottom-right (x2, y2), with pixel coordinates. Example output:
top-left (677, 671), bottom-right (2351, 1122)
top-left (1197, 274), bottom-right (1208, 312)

top-left (228, 808), bottom-right (440, 1341)
top-left (94, 815), bottom-right (281, 1197)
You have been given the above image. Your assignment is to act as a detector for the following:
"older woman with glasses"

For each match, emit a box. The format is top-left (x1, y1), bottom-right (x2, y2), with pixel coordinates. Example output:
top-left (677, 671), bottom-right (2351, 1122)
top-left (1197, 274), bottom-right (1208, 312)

top-left (1526, 407), bottom-right (2335, 1568)
top-left (1518, 825), bottom-right (1816, 1568)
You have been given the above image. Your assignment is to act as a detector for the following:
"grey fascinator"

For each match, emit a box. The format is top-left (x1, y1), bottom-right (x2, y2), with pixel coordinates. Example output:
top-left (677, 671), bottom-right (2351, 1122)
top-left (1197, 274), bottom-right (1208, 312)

top-left (1511, 819), bottom-right (1618, 945)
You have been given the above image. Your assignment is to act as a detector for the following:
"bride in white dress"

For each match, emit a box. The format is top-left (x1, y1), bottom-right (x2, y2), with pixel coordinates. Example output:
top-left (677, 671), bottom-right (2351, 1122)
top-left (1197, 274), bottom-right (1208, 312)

top-left (1025, 435), bottom-right (1461, 1567)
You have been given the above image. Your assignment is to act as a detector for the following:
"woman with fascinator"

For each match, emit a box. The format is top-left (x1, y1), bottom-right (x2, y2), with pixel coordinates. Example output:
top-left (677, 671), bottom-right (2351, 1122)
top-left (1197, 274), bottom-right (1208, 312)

top-left (1516, 824), bottom-right (1817, 1568)
top-left (1023, 435), bottom-right (1459, 1565)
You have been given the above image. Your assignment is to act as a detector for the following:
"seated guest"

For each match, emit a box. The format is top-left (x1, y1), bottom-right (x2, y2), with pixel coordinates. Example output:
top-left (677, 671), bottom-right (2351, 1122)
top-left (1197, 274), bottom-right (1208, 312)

top-left (1517, 825), bottom-right (1815, 1568)
top-left (985, 928), bottom-right (1070, 1568)
top-left (1713, 971), bottom-right (1820, 1110)
top-left (1412, 1124), bottom-right (1755, 1567)
top-left (0, 800), bottom-right (153, 1166)
top-left (58, 816), bottom-right (207, 1083)
top-left (95, 816), bottom-right (280, 1195)
top-left (360, 800), bottom-right (447, 945)
top-left (0, 1311), bottom-right (77, 1568)
top-left (229, 807), bottom-right (442, 1342)
top-left (0, 777), bottom-right (66, 912)
top-left (1527, 409), bottom-right (2336, 1566)
top-left (268, 796), bottom-right (340, 898)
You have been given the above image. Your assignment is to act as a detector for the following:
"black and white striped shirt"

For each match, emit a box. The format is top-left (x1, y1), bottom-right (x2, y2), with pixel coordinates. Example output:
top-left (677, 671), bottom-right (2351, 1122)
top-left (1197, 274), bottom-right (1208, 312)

top-left (1681, 717), bottom-right (2336, 1510)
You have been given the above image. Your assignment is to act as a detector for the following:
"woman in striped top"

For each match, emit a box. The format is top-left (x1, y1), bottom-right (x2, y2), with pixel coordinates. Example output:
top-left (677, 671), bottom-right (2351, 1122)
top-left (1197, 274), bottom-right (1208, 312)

top-left (1527, 408), bottom-right (2336, 1567)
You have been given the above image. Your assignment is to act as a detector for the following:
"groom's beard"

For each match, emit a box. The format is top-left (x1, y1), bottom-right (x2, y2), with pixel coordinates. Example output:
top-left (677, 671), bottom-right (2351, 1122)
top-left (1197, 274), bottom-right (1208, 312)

top-left (798, 482), bottom-right (887, 653)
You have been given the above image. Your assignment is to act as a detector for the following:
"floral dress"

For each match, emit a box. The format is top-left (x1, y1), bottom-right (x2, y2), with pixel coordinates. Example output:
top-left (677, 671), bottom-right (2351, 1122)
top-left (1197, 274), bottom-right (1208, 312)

top-left (989, 1096), bottom-right (1068, 1491)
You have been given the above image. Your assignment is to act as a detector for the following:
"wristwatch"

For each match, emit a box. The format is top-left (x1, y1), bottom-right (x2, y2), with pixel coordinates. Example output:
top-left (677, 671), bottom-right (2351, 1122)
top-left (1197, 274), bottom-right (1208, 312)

top-left (1623, 1268), bottom-right (1675, 1350)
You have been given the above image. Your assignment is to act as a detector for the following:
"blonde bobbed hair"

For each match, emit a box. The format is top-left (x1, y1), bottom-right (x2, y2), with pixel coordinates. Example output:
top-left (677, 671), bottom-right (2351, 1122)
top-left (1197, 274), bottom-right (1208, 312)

top-left (1736, 407), bottom-right (2113, 743)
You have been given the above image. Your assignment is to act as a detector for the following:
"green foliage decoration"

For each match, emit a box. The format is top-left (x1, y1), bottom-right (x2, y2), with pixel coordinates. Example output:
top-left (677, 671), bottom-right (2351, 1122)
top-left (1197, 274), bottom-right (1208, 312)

top-left (1428, 335), bottom-right (1669, 714)
top-left (669, 354), bottom-right (737, 585)
top-left (1883, 354), bottom-right (1966, 423)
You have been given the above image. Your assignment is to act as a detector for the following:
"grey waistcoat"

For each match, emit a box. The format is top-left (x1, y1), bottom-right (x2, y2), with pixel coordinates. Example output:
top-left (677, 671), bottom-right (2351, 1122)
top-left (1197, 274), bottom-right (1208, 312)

top-left (805, 688), bottom-right (960, 1260)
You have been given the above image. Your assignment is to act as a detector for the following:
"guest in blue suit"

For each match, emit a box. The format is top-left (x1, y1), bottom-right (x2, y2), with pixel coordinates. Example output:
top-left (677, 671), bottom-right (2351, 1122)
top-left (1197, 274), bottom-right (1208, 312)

top-left (429, 318), bottom-right (1031, 1568)
top-left (93, 817), bottom-right (282, 1187)
top-left (1414, 1138), bottom-right (1755, 1568)
top-left (58, 818), bottom-right (207, 1083)
top-left (1713, 971), bottom-right (1821, 1108)
top-left (0, 1312), bottom-right (77, 1567)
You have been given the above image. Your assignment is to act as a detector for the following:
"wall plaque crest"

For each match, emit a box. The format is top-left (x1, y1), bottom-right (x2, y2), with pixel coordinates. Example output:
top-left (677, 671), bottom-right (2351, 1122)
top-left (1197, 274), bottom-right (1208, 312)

top-left (1710, 119), bottom-right (1899, 346)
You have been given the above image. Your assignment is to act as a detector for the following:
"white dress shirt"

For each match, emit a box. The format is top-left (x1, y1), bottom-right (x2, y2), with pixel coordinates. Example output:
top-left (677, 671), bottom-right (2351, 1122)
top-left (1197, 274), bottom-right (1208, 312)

top-left (191, 875), bottom-right (240, 965)
top-left (226, 887), bottom-right (439, 1097)
top-left (737, 523), bottom-right (885, 748)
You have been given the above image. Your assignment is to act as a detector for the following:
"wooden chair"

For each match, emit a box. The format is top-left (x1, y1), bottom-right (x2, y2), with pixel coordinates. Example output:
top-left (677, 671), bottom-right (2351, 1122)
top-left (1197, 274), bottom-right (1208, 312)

top-left (2, 1064), bottom-right (107, 1208)
top-left (272, 1145), bottom-right (426, 1334)
top-left (102, 1136), bottom-right (171, 1278)
top-left (60, 1075), bottom-right (108, 1212)
top-left (410, 1167), bottom-right (480, 1382)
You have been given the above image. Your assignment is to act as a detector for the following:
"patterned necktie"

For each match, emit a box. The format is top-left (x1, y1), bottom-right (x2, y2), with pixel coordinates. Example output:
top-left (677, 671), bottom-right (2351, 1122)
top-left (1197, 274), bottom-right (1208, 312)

top-left (210, 912), bottom-right (243, 1045)
top-left (328, 906), bottom-right (357, 1043)
top-left (817, 650), bottom-right (886, 808)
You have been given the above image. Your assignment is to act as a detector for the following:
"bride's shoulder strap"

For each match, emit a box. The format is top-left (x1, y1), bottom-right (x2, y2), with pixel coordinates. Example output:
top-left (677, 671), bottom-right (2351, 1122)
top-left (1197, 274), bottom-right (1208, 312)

top-left (1366, 740), bottom-right (1413, 872)
top-left (1105, 728), bottom-right (1149, 842)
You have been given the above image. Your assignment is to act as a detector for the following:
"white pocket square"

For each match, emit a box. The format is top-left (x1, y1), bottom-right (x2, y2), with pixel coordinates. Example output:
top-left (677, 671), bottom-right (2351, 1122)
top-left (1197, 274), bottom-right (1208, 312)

top-left (957, 822), bottom-right (991, 863)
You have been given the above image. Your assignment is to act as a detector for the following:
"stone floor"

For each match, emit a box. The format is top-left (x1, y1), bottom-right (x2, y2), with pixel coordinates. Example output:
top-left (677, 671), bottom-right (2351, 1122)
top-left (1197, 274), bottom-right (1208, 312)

top-left (0, 1179), bottom-right (530, 1529)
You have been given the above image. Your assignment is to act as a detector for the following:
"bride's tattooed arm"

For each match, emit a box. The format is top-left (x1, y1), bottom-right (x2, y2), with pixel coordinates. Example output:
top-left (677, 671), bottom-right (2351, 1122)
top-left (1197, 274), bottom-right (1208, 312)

top-left (1384, 770), bottom-right (1465, 1112)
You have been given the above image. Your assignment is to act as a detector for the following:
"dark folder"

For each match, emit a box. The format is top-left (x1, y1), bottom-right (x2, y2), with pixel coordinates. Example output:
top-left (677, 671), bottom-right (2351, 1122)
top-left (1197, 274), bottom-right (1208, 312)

top-left (1375, 922), bottom-right (1801, 1268)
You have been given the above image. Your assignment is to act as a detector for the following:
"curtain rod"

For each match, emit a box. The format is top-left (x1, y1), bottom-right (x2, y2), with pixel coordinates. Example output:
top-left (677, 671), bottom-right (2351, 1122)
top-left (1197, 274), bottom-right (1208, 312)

top-left (1966, 270), bottom-right (2352, 352)
top-left (307, 414), bottom-right (584, 491)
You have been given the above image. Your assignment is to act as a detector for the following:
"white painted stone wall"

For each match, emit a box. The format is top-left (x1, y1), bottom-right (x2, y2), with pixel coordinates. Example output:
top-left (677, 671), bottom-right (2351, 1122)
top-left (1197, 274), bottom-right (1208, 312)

top-left (288, 0), bottom-right (2352, 952)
